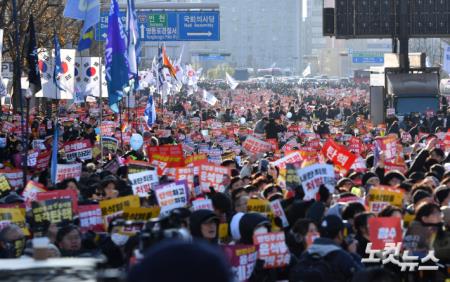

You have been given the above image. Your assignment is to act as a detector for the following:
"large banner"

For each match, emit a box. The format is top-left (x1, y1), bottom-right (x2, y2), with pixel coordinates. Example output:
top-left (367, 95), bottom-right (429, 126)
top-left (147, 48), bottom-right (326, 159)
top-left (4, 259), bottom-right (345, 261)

top-left (36, 48), bottom-right (76, 99)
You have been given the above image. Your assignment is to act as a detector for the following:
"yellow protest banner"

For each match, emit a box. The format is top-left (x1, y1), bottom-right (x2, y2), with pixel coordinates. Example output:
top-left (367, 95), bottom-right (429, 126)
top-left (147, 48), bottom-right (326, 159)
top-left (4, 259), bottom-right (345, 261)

top-left (122, 206), bottom-right (160, 221)
top-left (367, 186), bottom-right (404, 213)
top-left (247, 199), bottom-right (277, 229)
top-left (219, 223), bottom-right (229, 241)
top-left (0, 208), bottom-right (30, 236)
top-left (99, 195), bottom-right (140, 228)
top-left (0, 175), bottom-right (11, 195)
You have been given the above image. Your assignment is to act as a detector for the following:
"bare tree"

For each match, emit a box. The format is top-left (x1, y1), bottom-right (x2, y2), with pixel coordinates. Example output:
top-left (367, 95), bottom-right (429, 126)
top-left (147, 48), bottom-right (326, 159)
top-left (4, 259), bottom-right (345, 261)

top-left (0, 0), bottom-right (80, 110)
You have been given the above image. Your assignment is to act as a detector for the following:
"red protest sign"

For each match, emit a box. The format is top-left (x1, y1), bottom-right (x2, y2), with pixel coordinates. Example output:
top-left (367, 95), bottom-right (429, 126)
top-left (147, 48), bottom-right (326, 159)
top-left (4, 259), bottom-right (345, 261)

top-left (222, 245), bottom-right (258, 282)
top-left (63, 139), bottom-right (93, 162)
top-left (35, 150), bottom-right (51, 172)
top-left (55, 163), bottom-right (82, 184)
top-left (175, 167), bottom-right (194, 190)
top-left (185, 153), bottom-right (208, 167)
top-left (147, 144), bottom-right (185, 168)
top-left (242, 136), bottom-right (272, 155)
top-left (322, 139), bottom-right (356, 171)
top-left (266, 138), bottom-right (279, 151)
top-left (78, 204), bottom-right (105, 233)
top-left (36, 189), bottom-right (79, 214)
top-left (199, 164), bottom-right (230, 193)
top-left (374, 135), bottom-right (399, 163)
top-left (348, 137), bottom-right (364, 155)
top-left (369, 217), bottom-right (402, 250)
top-left (253, 232), bottom-right (291, 269)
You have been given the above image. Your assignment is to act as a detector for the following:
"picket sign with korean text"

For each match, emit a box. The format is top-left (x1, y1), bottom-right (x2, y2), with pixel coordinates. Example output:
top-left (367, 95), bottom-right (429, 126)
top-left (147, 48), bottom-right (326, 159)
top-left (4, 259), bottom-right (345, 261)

top-left (64, 139), bottom-right (93, 162)
top-left (192, 199), bottom-right (214, 211)
top-left (368, 217), bottom-right (402, 250)
top-left (55, 163), bottom-right (82, 184)
top-left (271, 151), bottom-right (303, 170)
top-left (36, 150), bottom-right (52, 171)
top-left (222, 245), bottom-right (258, 282)
top-left (367, 186), bottom-right (404, 213)
top-left (154, 180), bottom-right (189, 216)
top-left (253, 232), bottom-right (291, 269)
top-left (99, 195), bottom-right (140, 229)
top-left (242, 135), bottom-right (272, 155)
top-left (36, 189), bottom-right (79, 214)
top-left (322, 139), bottom-right (356, 171)
top-left (199, 164), bottom-right (230, 193)
top-left (128, 170), bottom-right (159, 198)
top-left (0, 169), bottom-right (23, 189)
top-left (296, 164), bottom-right (336, 200)
top-left (31, 198), bottom-right (73, 224)
top-left (78, 204), bottom-right (105, 233)
top-left (0, 175), bottom-right (11, 196)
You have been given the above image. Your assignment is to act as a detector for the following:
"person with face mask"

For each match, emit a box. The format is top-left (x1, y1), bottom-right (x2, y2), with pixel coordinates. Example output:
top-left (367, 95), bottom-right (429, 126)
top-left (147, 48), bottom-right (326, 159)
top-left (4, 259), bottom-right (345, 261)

top-left (0, 224), bottom-right (25, 258)
top-left (100, 219), bottom-right (129, 268)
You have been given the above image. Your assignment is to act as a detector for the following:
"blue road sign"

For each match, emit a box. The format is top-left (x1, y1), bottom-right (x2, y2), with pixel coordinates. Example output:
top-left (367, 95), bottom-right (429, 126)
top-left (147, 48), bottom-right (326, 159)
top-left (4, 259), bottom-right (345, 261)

top-left (352, 57), bottom-right (384, 64)
top-left (96, 10), bottom-right (220, 41)
top-left (198, 54), bottom-right (225, 61)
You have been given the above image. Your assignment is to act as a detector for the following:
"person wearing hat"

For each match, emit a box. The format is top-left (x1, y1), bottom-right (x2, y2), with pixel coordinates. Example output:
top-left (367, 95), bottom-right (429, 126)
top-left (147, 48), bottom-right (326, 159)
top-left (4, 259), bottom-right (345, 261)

top-left (336, 177), bottom-right (354, 193)
top-left (383, 170), bottom-right (406, 187)
top-left (434, 185), bottom-right (450, 207)
top-left (290, 215), bottom-right (364, 282)
top-left (189, 210), bottom-right (220, 244)
top-left (361, 172), bottom-right (380, 189)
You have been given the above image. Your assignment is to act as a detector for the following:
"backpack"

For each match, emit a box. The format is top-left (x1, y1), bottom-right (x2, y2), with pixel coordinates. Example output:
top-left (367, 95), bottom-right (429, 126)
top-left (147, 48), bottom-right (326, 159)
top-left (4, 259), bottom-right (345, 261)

top-left (289, 252), bottom-right (334, 282)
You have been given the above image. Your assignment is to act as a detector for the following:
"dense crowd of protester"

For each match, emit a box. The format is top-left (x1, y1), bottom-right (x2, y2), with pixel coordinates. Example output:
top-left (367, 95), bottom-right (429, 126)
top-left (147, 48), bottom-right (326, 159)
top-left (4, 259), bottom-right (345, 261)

top-left (0, 82), bottom-right (449, 282)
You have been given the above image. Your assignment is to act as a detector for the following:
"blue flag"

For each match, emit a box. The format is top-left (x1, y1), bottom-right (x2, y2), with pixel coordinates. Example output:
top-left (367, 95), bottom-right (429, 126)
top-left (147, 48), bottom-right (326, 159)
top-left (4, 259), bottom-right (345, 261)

top-left (78, 27), bottom-right (94, 51)
top-left (144, 94), bottom-right (156, 127)
top-left (50, 124), bottom-right (59, 185)
top-left (127, 0), bottom-right (140, 90)
top-left (63, 0), bottom-right (100, 34)
top-left (53, 33), bottom-right (65, 93)
top-left (105, 0), bottom-right (129, 113)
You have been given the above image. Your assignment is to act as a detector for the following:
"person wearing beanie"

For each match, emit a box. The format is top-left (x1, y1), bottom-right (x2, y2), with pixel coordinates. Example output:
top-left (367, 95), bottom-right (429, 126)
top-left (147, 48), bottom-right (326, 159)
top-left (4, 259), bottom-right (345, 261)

top-left (336, 177), bottom-right (353, 192)
top-left (383, 170), bottom-right (406, 186)
top-left (412, 190), bottom-right (432, 206)
top-left (290, 215), bottom-right (364, 281)
top-left (238, 213), bottom-right (271, 245)
top-left (189, 210), bottom-right (220, 244)
top-left (434, 185), bottom-right (450, 207)
top-left (128, 240), bottom-right (232, 282)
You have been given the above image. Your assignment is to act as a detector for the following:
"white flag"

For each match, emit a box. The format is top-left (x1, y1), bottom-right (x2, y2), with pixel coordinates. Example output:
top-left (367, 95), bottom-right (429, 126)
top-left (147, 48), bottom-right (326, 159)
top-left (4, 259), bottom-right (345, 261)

top-left (443, 44), bottom-right (450, 73)
top-left (36, 48), bottom-right (76, 99)
top-left (75, 57), bottom-right (103, 97)
top-left (203, 89), bottom-right (217, 106)
top-left (302, 63), bottom-right (311, 77)
top-left (226, 72), bottom-right (239, 90)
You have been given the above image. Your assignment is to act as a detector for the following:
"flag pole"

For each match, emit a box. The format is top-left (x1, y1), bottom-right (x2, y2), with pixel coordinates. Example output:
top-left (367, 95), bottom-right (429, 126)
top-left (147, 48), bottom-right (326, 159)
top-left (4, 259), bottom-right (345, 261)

top-left (119, 98), bottom-right (124, 151)
top-left (99, 54), bottom-right (104, 166)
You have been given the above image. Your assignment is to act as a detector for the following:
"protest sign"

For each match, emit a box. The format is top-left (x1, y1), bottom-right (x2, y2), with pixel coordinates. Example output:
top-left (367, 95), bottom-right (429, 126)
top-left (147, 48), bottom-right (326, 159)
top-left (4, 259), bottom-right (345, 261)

top-left (348, 137), bottom-right (364, 155)
top-left (31, 198), bottom-right (73, 224)
top-left (0, 169), bottom-right (23, 189)
top-left (199, 164), bottom-right (230, 193)
top-left (0, 175), bottom-right (11, 196)
top-left (148, 144), bottom-right (185, 168)
top-left (185, 153), bottom-right (208, 167)
top-left (222, 245), bottom-right (258, 282)
top-left (78, 204), bottom-right (105, 233)
top-left (100, 121), bottom-right (117, 136)
top-left (99, 195), bottom-right (140, 228)
top-left (55, 163), bottom-right (82, 184)
top-left (22, 181), bottom-right (47, 210)
top-left (128, 170), bottom-right (159, 198)
top-left (2, 121), bottom-right (14, 133)
top-left (103, 157), bottom-right (121, 174)
top-left (102, 137), bottom-right (119, 154)
top-left (269, 199), bottom-right (289, 228)
top-left (174, 167), bottom-right (195, 189)
top-left (369, 217), bottom-right (402, 250)
top-left (296, 164), bottom-right (336, 200)
top-left (154, 180), bottom-right (189, 216)
top-left (122, 206), bottom-right (160, 221)
top-left (374, 135), bottom-right (399, 163)
top-left (367, 186), bottom-right (404, 213)
top-left (192, 199), bottom-right (214, 211)
top-left (322, 139), bottom-right (356, 171)
top-left (0, 208), bottom-right (30, 236)
top-left (253, 232), bottom-right (291, 269)
top-left (64, 139), bottom-right (92, 162)
top-left (35, 150), bottom-right (51, 171)
top-left (36, 189), bottom-right (78, 214)
top-left (27, 149), bottom-right (39, 167)
top-left (271, 151), bottom-right (303, 170)
top-left (242, 136), bottom-right (272, 155)
top-left (126, 159), bottom-right (155, 174)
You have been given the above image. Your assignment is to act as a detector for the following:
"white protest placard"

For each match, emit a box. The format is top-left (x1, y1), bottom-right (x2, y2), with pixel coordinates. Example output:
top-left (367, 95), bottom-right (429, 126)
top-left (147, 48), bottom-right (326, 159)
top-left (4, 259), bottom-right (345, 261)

top-left (269, 199), bottom-right (289, 228)
top-left (154, 180), bottom-right (189, 216)
top-left (271, 151), bottom-right (303, 170)
top-left (55, 163), bottom-right (82, 184)
top-left (296, 164), bottom-right (336, 200)
top-left (64, 140), bottom-right (93, 162)
top-left (27, 150), bottom-right (39, 167)
top-left (128, 170), bottom-right (159, 198)
top-left (242, 135), bottom-right (273, 155)
top-left (192, 199), bottom-right (214, 211)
